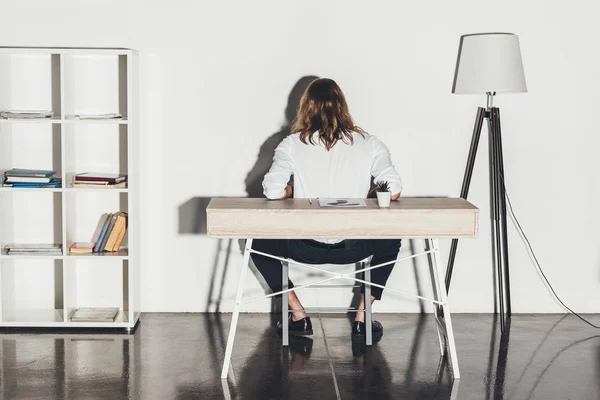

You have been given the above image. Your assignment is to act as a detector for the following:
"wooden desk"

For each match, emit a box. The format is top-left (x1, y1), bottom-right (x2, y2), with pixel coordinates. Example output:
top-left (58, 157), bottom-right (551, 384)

top-left (207, 197), bottom-right (479, 382)
top-left (207, 197), bottom-right (478, 239)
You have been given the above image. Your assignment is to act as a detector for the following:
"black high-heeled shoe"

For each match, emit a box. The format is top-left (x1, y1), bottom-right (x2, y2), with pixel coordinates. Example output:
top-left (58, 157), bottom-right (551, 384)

top-left (351, 320), bottom-right (383, 342)
top-left (276, 315), bottom-right (313, 336)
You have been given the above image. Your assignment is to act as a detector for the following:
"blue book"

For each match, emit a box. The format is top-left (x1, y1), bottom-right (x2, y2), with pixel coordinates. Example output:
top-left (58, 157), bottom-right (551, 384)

top-left (93, 213), bottom-right (113, 252)
top-left (10, 179), bottom-right (62, 188)
top-left (5, 168), bottom-right (56, 178)
top-left (98, 213), bottom-right (118, 252)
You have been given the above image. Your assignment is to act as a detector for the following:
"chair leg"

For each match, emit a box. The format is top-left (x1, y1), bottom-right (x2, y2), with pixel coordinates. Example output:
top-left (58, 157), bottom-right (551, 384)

top-left (425, 239), bottom-right (446, 357)
top-left (429, 238), bottom-right (460, 379)
top-left (282, 260), bottom-right (289, 346)
top-left (221, 239), bottom-right (253, 379)
top-left (364, 260), bottom-right (373, 346)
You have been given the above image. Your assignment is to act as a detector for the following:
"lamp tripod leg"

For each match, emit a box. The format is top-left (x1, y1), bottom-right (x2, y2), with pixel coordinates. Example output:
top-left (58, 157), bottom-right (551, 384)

top-left (445, 107), bottom-right (486, 292)
top-left (489, 107), bottom-right (515, 333)
top-left (492, 108), bottom-right (512, 317)
top-left (490, 109), bottom-right (511, 331)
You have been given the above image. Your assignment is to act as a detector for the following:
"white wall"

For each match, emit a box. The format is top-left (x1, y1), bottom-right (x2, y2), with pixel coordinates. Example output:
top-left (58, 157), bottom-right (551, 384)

top-left (1, 0), bottom-right (599, 313)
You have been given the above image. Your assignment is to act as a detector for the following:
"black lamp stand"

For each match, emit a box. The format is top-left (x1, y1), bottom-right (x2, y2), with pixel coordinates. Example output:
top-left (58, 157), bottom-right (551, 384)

top-left (445, 92), bottom-right (512, 333)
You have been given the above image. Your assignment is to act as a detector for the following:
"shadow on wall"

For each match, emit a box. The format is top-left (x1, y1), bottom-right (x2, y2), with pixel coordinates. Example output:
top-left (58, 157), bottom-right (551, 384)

top-left (244, 75), bottom-right (318, 197)
top-left (178, 75), bottom-right (318, 235)
top-left (178, 76), bottom-right (319, 312)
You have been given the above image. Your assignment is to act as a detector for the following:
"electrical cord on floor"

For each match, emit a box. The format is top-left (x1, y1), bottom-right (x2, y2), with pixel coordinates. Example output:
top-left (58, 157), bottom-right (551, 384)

top-left (502, 184), bottom-right (600, 329)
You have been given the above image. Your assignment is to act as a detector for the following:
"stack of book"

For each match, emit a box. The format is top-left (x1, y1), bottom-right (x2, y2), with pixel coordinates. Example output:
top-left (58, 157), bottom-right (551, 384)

top-left (4, 243), bottom-right (62, 256)
top-left (70, 307), bottom-right (120, 323)
top-left (3, 169), bottom-right (62, 188)
top-left (69, 212), bottom-right (128, 254)
top-left (0, 110), bottom-right (53, 119)
top-left (72, 172), bottom-right (127, 189)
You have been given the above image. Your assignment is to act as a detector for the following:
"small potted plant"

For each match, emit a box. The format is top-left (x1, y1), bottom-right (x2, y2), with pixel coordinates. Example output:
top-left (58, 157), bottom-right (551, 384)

top-left (376, 181), bottom-right (391, 208)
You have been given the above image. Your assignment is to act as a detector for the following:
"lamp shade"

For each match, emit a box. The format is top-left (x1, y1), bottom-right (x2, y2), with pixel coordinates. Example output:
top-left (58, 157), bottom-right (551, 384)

top-left (452, 33), bottom-right (527, 94)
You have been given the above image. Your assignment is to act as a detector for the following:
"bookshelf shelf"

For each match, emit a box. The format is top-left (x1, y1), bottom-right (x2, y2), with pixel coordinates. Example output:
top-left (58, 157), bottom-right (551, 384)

top-left (2, 308), bottom-right (64, 324)
top-left (0, 251), bottom-right (64, 260)
top-left (63, 117), bottom-right (128, 125)
top-left (66, 249), bottom-right (128, 259)
top-left (0, 47), bottom-right (139, 330)
top-left (0, 117), bottom-right (62, 124)
top-left (0, 187), bottom-right (63, 192)
top-left (64, 187), bottom-right (129, 193)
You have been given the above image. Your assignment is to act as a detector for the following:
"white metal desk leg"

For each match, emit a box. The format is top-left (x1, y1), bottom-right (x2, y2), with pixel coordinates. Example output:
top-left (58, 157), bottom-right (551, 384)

top-left (221, 238), bottom-right (253, 379)
top-left (424, 239), bottom-right (446, 357)
top-left (282, 261), bottom-right (289, 346)
top-left (364, 260), bottom-right (373, 346)
top-left (430, 238), bottom-right (460, 379)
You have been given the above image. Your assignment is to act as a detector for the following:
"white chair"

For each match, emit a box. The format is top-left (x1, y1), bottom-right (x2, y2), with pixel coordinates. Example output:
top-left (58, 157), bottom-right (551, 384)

top-left (281, 258), bottom-right (375, 345)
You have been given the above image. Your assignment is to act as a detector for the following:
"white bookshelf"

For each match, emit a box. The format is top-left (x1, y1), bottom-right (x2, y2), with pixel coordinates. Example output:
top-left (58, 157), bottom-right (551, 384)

top-left (0, 47), bottom-right (140, 329)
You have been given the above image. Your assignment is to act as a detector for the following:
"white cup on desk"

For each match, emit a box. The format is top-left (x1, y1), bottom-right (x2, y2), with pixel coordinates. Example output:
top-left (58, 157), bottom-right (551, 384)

top-left (376, 191), bottom-right (391, 208)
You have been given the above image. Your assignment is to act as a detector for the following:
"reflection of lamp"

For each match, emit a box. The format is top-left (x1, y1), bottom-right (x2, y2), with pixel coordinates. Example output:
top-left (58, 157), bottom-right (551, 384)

top-left (446, 33), bottom-right (527, 333)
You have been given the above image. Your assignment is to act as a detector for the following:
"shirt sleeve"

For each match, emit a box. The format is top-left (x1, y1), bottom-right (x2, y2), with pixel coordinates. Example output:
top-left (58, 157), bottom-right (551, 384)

top-left (370, 136), bottom-right (403, 194)
top-left (262, 137), bottom-right (294, 199)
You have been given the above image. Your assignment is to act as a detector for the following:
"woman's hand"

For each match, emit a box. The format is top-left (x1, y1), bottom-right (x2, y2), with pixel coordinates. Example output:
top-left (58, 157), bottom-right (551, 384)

top-left (279, 185), bottom-right (293, 200)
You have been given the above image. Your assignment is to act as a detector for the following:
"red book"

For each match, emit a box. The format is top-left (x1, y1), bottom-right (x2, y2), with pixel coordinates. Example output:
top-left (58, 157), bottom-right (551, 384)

top-left (75, 172), bottom-right (127, 183)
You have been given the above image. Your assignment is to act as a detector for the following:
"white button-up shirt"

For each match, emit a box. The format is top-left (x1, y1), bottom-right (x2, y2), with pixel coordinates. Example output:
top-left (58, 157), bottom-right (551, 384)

top-left (263, 132), bottom-right (402, 201)
top-left (262, 132), bottom-right (403, 243)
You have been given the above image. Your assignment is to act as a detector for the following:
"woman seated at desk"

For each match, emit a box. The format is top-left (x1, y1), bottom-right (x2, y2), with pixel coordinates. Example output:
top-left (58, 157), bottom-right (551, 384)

top-left (252, 78), bottom-right (402, 342)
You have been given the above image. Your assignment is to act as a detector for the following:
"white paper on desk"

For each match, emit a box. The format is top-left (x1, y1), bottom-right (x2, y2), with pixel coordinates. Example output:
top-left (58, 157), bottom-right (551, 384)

top-left (318, 198), bottom-right (367, 207)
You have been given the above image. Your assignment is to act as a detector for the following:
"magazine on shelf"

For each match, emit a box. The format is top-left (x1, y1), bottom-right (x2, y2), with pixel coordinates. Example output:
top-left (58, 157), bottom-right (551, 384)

top-left (0, 110), bottom-right (53, 119)
top-left (5, 243), bottom-right (62, 251)
top-left (4, 168), bottom-right (56, 178)
top-left (70, 113), bottom-right (122, 120)
top-left (70, 307), bottom-right (120, 322)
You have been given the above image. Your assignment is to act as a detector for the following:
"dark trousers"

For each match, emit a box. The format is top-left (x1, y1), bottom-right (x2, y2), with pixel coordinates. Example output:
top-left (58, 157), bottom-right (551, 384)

top-left (251, 239), bottom-right (402, 300)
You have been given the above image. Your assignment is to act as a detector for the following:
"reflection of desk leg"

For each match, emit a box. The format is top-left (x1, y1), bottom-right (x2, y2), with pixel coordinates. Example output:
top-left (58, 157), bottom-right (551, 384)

top-left (426, 239), bottom-right (460, 379)
top-left (282, 261), bottom-right (289, 346)
top-left (221, 239), bottom-right (253, 379)
top-left (364, 259), bottom-right (373, 346)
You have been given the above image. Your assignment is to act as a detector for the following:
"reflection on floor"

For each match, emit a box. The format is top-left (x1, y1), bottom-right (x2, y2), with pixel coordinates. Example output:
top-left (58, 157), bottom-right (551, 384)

top-left (0, 313), bottom-right (598, 399)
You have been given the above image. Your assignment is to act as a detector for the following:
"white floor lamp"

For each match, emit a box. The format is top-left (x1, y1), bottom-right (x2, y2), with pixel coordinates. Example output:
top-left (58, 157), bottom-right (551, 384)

top-left (446, 33), bottom-right (527, 333)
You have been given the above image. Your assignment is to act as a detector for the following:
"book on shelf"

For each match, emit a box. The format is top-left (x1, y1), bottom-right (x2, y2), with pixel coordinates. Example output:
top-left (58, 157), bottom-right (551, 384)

top-left (3, 169), bottom-right (61, 188)
top-left (5, 168), bottom-right (56, 178)
top-left (69, 242), bottom-right (95, 254)
top-left (87, 212), bottom-right (128, 253)
top-left (72, 181), bottom-right (127, 189)
top-left (70, 113), bottom-right (122, 120)
top-left (0, 110), bottom-right (54, 119)
top-left (105, 212), bottom-right (127, 251)
top-left (93, 213), bottom-right (114, 253)
top-left (99, 213), bottom-right (118, 251)
top-left (111, 221), bottom-right (127, 252)
top-left (70, 307), bottom-right (120, 322)
top-left (6, 176), bottom-right (52, 183)
top-left (4, 180), bottom-right (62, 188)
top-left (4, 243), bottom-right (62, 255)
top-left (91, 213), bottom-right (110, 244)
top-left (75, 172), bottom-right (127, 183)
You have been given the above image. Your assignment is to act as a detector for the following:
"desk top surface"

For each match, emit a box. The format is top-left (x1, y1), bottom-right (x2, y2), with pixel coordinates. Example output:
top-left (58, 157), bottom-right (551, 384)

top-left (207, 197), bottom-right (478, 212)
top-left (206, 197), bottom-right (479, 239)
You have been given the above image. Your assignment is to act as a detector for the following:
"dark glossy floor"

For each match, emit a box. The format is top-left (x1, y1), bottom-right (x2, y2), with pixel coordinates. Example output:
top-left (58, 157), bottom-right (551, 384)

top-left (0, 314), bottom-right (598, 399)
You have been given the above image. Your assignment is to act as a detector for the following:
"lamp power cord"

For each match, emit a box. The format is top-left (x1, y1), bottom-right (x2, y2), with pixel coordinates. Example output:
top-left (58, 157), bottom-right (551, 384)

top-left (502, 183), bottom-right (599, 329)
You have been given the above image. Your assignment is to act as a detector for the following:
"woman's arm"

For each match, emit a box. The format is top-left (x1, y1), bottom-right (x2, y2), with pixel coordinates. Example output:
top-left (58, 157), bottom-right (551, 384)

top-left (370, 137), bottom-right (403, 200)
top-left (263, 138), bottom-right (294, 200)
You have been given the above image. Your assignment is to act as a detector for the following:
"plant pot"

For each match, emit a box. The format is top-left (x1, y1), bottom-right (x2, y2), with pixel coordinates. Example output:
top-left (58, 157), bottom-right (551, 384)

top-left (376, 191), bottom-right (391, 208)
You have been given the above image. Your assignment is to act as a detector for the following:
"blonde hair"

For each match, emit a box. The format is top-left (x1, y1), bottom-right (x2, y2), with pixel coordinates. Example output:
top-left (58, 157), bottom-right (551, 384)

top-left (291, 78), bottom-right (365, 151)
